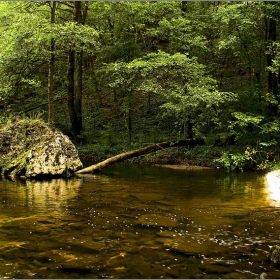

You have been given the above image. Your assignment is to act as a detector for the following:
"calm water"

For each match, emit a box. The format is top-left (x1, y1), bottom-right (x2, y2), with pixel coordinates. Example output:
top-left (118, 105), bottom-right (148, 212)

top-left (0, 164), bottom-right (280, 279)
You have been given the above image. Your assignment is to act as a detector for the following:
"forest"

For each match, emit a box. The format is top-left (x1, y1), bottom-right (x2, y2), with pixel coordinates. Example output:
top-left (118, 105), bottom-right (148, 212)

top-left (1, 1), bottom-right (280, 172)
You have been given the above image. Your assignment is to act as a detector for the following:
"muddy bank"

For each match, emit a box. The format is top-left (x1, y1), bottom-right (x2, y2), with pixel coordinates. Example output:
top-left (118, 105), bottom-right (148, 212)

top-left (153, 164), bottom-right (214, 170)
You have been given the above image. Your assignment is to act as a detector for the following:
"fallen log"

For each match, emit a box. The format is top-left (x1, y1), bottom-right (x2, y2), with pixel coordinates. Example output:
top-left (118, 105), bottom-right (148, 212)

top-left (75, 138), bottom-right (204, 174)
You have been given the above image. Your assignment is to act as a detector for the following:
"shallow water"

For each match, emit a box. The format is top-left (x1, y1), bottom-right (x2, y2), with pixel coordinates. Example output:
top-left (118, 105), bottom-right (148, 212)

top-left (0, 164), bottom-right (280, 278)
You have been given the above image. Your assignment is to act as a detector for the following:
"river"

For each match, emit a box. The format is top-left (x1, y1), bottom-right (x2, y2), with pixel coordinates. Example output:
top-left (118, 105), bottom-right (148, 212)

top-left (0, 163), bottom-right (279, 278)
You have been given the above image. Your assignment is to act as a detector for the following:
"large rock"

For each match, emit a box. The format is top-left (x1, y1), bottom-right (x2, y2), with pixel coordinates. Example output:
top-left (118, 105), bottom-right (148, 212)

top-left (0, 119), bottom-right (83, 178)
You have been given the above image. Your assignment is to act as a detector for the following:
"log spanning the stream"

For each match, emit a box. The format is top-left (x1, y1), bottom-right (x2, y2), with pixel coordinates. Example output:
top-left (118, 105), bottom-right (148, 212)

top-left (75, 138), bottom-right (204, 174)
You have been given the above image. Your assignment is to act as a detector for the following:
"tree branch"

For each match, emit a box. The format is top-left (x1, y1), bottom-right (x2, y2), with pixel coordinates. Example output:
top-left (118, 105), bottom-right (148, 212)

top-left (24, 97), bottom-right (67, 113)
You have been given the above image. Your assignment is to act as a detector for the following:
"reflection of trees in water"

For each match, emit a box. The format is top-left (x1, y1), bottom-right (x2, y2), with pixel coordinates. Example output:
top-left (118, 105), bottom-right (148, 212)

top-left (25, 178), bottom-right (82, 210)
top-left (0, 178), bottom-right (82, 232)
top-left (0, 179), bottom-right (30, 211)
top-left (76, 173), bottom-right (116, 184)
top-left (216, 173), bottom-right (265, 202)
top-left (216, 171), bottom-right (280, 208)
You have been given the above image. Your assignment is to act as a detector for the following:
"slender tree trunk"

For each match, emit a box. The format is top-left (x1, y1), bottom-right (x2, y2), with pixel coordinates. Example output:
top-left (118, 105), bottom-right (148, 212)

top-left (67, 48), bottom-right (79, 139)
top-left (266, 3), bottom-right (279, 116)
top-left (75, 50), bottom-right (83, 134)
top-left (125, 89), bottom-right (132, 143)
top-left (67, 2), bottom-right (88, 139)
top-left (67, 1), bottom-right (83, 139)
top-left (127, 109), bottom-right (132, 143)
top-left (267, 17), bottom-right (277, 93)
top-left (48, 2), bottom-right (56, 128)
top-left (48, 39), bottom-right (55, 128)
top-left (186, 118), bottom-right (194, 138)
top-left (74, 2), bottom-right (88, 135)
top-left (73, 1), bottom-right (81, 22)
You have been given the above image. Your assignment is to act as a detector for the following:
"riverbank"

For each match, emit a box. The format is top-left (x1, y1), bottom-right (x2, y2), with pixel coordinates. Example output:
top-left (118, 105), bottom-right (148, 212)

top-left (77, 145), bottom-right (217, 168)
top-left (77, 143), bottom-right (280, 172)
top-left (153, 164), bottom-right (214, 170)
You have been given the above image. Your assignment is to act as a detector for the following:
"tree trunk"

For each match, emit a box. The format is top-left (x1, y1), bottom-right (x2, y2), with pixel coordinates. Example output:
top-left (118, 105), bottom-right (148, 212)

top-left (73, 1), bottom-right (81, 22)
top-left (48, 2), bottom-right (56, 129)
top-left (75, 50), bottom-right (83, 134)
top-left (67, 1), bottom-right (83, 139)
top-left (126, 93), bottom-right (132, 143)
top-left (266, 3), bottom-right (279, 116)
top-left (74, 2), bottom-right (88, 135)
top-left (67, 2), bottom-right (88, 139)
top-left (75, 139), bottom-right (204, 174)
top-left (267, 17), bottom-right (277, 92)
top-left (67, 48), bottom-right (79, 139)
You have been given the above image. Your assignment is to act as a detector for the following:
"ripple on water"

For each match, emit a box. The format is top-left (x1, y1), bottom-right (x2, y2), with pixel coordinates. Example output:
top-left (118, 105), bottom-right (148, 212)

top-left (0, 166), bottom-right (279, 278)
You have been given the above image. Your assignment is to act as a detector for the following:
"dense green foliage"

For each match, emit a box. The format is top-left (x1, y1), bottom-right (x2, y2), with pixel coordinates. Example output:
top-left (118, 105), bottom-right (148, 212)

top-left (1, 1), bottom-right (280, 171)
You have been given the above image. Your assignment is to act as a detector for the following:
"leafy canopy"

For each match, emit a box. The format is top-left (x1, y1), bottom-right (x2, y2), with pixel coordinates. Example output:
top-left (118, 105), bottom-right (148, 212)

top-left (102, 51), bottom-right (236, 119)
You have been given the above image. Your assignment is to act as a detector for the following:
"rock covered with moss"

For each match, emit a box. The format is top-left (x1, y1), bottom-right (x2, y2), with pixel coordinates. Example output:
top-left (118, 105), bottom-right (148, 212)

top-left (0, 119), bottom-right (83, 178)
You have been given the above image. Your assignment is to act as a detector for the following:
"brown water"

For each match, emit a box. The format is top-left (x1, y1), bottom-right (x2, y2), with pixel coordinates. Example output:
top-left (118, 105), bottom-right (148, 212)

top-left (0, 163), bottom-right (280, 279)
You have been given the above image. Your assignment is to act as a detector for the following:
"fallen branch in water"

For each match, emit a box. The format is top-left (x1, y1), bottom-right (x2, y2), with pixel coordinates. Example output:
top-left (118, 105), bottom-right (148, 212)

top-left (75, 138), bottom-right (204, 174)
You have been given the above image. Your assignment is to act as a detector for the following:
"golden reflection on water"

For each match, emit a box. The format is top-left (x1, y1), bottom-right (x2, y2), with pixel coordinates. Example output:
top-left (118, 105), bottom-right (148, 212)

top-left (265, 170), bottom-right (280, 206)
top-left (25, 178), bottom-right (82, 209)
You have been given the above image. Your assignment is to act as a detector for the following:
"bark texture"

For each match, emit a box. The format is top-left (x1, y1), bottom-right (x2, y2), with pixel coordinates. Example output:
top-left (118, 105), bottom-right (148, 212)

top-left (48, 2), bottom-right (56, 128)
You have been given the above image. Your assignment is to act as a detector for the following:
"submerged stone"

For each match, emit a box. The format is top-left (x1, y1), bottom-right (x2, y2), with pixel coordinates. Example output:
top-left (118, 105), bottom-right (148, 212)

top-left (164, 235), bottom-right (225, 257)
top-left (0, 119), bottom-right (82, 178)
top-left (268, 245), bottom-right (280, 265)
top-left (138, 214), bottom-right (178, 227)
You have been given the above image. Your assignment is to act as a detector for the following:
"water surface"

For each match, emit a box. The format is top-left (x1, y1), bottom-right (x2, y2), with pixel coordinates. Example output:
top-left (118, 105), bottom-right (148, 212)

top-left (0, 164), bottom-right (279, 278)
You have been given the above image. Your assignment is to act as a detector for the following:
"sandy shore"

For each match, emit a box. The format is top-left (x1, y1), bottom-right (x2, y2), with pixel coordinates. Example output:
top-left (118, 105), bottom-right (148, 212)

top-left (153, 164), bottom-right (214, 170)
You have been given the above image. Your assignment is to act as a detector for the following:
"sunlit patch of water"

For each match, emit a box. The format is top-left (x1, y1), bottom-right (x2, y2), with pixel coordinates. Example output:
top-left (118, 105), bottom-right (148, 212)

top-left (265, 170), bottom-right (280, 206)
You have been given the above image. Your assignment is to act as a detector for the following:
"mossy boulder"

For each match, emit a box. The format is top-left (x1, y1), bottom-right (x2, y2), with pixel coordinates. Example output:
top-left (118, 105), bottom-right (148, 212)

top-left (0, 119), bottom-right (83, 178)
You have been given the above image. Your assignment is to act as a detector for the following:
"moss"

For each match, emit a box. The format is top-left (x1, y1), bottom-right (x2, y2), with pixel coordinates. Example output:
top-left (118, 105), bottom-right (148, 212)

top-left (0, 118), bottom-right (82, 178)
